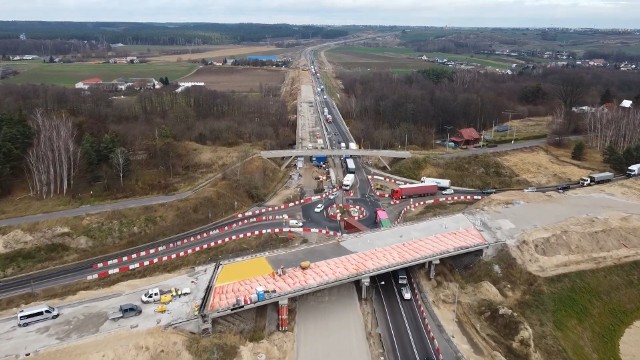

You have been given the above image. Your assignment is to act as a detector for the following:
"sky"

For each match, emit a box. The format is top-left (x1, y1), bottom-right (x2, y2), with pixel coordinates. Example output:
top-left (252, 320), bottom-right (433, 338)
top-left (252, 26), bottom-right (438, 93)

top-left (0, 0), bottom-right (638, 29)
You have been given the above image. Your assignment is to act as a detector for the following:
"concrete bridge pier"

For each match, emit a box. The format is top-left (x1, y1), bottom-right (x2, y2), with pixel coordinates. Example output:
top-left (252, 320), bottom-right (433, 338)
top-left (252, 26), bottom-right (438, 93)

top-left (360, 277), bottom-right (370, 299)
top-left (427, 259), bottom-right (440, 280)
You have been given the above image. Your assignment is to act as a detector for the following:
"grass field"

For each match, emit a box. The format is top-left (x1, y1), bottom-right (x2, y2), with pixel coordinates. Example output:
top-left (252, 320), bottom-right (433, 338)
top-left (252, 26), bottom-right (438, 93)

top-left (327, 46), bottom-right (436, 72)
top-left (181, 66), bottom-right (286, 92)
top-left (420, 52), bottom-right (516, 69)
top-left (330, 46), bottom-right (418, 56)
top-left (0, 61), bottom-right (198, 87)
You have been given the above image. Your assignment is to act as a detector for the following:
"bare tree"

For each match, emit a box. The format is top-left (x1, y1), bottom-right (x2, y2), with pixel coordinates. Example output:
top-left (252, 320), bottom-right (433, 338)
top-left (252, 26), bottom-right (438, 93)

top-left (111, 147), bottom-right (129, 187)
top-left (25, 110), bottom-right (80, 199)
top-left (585, 108), bottom-right (640, 152)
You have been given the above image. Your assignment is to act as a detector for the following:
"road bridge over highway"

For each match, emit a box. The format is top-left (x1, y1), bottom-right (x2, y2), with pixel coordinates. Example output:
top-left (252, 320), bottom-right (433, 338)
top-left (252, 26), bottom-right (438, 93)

top-left (260, 149), bottom-right (412, 158)
top-left (205, 213), bottom-right (489, 322)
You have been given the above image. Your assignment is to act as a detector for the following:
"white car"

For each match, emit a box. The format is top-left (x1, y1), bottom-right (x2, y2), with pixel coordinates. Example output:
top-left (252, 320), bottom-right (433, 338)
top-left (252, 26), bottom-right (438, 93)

top-left (328, 193), bottom-right (338, 200)
top-left (441, 189), bottom-right (454, 195)
top-left (524, 187), bottom-right (537, 192)
top-left (314, 203), bottom-right (325, 213)
top-left (400, 286), bottom-right (412, 300)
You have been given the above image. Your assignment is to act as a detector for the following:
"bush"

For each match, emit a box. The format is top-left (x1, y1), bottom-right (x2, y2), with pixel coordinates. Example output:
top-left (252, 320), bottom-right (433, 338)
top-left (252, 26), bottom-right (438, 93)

top-left (571, 141), bottom-right (585, 161)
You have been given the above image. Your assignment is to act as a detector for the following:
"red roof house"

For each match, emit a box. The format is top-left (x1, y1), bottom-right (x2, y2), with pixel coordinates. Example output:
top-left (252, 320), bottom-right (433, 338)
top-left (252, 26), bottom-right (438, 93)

top-left (449, 128), bottom-right (481, 146)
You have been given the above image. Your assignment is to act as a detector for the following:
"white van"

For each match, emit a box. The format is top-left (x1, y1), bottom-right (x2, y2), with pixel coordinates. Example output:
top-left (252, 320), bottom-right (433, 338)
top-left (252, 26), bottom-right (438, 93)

top-left (397, 269), bottom-right (408, 285)
top-left (288, 220), bottom-right (303, 227)
top-left (17, 304), bottom-right (59, 327)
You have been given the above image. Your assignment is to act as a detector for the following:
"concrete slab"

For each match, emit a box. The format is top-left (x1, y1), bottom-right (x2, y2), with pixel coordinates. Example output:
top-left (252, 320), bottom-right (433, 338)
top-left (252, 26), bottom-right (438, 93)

top-left (295, 284), bottom-right (369, 360)
top-left (0, 266), bottom-right (214, 359)
top-left (267, 242), bottom-right (353, 269)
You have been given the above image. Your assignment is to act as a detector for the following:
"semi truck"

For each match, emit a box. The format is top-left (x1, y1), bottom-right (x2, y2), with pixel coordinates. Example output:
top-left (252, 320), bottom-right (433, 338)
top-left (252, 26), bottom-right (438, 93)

top-left (348, 142), bottom-right (358, 150)
top-left (311, 155), bottom-right (328, 165)
top-left (345, 158), bottom-right (356, 174)
top-left (579, 172), bottom-right (614, 186)
top-left (627, 164), bottom-right (640, 177)
top-left (391, 183), bottom-right (438, 200)
top-left (342, 174), bottom-right (355, 190)
top-left (420, 177), bottom-right (451, 189)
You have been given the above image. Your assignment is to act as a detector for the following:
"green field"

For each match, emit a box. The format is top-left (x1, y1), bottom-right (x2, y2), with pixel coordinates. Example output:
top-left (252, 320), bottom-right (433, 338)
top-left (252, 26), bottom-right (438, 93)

top-left (330, 46), bottom-right (418, 56)
top-left (0, 62), bottom-right (198, 87)
top-left (420, 52), bottom-right (516, 69)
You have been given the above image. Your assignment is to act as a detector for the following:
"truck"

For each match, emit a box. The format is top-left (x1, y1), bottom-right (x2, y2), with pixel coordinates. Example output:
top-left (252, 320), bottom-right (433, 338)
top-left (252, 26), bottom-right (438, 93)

top-left (420, 177), bottom-right (451, 189)
top-left (311, 155), bottom-right (328, 165)
top-left (348, 142), bottom-right (358, 150)
top-left (340, 142), bottom-right (346, 150)
top-left (326, 114), bottom-right (333, 123)
top-left (391, 183), bottom-right (438, 200)
top-left (345, 158), bottom-right (356, 174)
top-left (108, 303), bottom-right (142, 321)
top-left (579, 172), bottom-right (614, 186)
top-left (627, 164), bottom-right (640, 177)
top-left (141, 288), bottom-right (172, 303)
top-left (342, 174), bottom-right (356, 190)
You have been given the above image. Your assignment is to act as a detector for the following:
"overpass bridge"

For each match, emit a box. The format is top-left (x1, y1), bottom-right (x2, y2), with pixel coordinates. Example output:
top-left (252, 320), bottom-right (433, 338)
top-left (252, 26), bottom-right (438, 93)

top-left (204, 214), bottom-right (490, 322)
top-left (260, 149), bottom-right (412, 158)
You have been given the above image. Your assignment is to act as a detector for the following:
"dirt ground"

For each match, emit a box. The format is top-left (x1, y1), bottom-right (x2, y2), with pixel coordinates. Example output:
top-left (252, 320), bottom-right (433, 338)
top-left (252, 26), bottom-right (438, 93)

top-left (30, 327), bottom-right (191, 360)
top-left (146, 46), bottom-right (278, 63)
top-left (497, 147), bottom-right (589, 185)
top-left (620, 320), bottom-right (640, 360)
top-left (236, 331), bottom-right (295, 360)
top-left (180, 66), bottom-right (286, 92)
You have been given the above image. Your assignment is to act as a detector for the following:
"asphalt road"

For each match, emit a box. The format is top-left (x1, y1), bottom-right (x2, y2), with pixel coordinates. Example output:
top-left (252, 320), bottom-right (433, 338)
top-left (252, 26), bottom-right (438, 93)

top-left (375, 272), bottom-right (435, 360)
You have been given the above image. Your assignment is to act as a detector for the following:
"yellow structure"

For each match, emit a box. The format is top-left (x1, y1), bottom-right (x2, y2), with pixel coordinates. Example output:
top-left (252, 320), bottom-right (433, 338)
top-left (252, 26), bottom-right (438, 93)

top-left (216, 257), bottom-right (274, 285)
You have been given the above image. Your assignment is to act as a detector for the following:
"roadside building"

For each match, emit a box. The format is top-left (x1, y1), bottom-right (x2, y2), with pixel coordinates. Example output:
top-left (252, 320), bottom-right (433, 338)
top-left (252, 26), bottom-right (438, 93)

top-left (449, 128), bottom-right (481, 147)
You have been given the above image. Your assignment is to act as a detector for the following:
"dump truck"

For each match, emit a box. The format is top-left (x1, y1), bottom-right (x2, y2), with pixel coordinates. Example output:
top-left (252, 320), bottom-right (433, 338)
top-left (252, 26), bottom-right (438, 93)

top-left (391, 183), bottom-right (438, 200)
top-left (579, 172), bottom-right (614, 186)
top-left (627, 164), bottom-right (640, 177)
top-left (108, 303), bottom-right (142, 321)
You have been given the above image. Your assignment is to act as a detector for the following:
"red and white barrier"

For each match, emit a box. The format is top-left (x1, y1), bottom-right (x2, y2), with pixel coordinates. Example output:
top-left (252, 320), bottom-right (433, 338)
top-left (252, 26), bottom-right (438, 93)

top-left (93, 214), bottom-right (290, 269)
top-left (86, 228), bottom-right (340, 280)
top-left (234, 190), bottom-right (339, 219)
top-left (394, 195), bottom-right (484, 225)
top-left (367, 175), bottom-right (409, 185)
top-left (409, 275), bottom-right (444, 360)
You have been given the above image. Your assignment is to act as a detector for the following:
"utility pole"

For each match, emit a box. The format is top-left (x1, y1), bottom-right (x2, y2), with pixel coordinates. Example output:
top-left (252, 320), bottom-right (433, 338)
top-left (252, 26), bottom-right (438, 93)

top-left (404, 133), bottom-right (408, 151)
top-left (452, 283), bottom-right (459, 337)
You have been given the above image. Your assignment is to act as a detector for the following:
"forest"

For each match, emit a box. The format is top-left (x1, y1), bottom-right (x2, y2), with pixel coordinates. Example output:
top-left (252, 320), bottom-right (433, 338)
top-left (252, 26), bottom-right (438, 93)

top-left (0, 22), bottom-right (350, 51)
top-left (0, 84), bottom-right (294, 197)
top-left (337, 67), bottom-right (640, 149)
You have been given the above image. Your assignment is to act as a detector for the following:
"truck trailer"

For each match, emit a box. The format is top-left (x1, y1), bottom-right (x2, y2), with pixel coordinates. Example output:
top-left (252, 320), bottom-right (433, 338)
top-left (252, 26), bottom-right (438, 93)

top-left (579, 172), bottom-right (614, 186)
top-left (420, 177), bottom-right (451, 189)
top-left (627, 164), bottom-right (640, 177)
top-left (342, 174), bottom-right (355, 190)
top-left (391, 183), bottom-right (438, 199)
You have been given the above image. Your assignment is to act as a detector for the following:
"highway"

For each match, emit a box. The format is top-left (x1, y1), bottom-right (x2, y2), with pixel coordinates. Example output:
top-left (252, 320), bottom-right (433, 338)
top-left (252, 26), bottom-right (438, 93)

top-left (374, 272), bottom-right (436, 360)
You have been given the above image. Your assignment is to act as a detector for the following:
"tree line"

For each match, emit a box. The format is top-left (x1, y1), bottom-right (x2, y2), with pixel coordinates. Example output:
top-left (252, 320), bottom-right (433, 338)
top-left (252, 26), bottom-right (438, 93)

top-left (336, 67), bottom-right (640, 149)
top-left (0, 84), bottom-right (294, 197)
top-left (0, 22), bottom-right (349, 47)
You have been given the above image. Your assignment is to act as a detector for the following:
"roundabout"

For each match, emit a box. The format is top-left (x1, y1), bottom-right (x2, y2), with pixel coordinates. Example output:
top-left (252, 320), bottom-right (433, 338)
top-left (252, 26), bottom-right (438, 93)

top-left (326, 203), bottom-right (367, 221)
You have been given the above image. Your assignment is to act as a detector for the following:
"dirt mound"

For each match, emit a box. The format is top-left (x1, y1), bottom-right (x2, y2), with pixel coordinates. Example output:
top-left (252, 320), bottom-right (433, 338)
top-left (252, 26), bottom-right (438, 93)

top-left (510, 212), bottom-right (640, 277)
top-left (464, 281), bottom-right (505, 304)
top-left (471, 190), bottom-right (557, 211)
top-left (481, 306), bottom-right (542, 360)
top-left (236, 331), bottom-right (294, 360)
top-left (620, 320), bottom-right (640, 360)
top-left (577, 177), bottom-right (640, 201)
top-left (31, 328), bottom-right (191, 360)
top-left (0, 227), bottom-right (91, 253)
top-left (498, 147), bottom-right (588, 186)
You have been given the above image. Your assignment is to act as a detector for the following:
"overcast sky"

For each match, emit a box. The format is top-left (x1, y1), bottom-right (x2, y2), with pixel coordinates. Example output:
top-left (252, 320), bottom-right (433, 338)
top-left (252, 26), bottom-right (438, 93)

top-left (0, 0), bottom-right (637, 28)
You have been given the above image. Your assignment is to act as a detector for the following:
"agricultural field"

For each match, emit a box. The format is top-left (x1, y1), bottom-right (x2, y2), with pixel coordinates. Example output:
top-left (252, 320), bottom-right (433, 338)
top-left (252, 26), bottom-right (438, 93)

top-left (181, 66), bottom-right (286, 92)
top-left (146, 45), bottom-right (289, 63)
top-left (327, 46), bottom-right (437, 72)
top-left (0, 61), bottom-right (198, 87)
top-left (420, 52), bottom-right (518, 69)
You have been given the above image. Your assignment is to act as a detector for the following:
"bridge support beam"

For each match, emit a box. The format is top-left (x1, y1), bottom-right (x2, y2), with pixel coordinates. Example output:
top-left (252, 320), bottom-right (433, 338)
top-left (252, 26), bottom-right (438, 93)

top-left (377, 156), bottom-right (391, 171)
top-left (429, 259), bottom-right (440, 280)
top-left (278, 298), bottom-right (289, 331)
top-left (360, 277), bottom-right (371, 299)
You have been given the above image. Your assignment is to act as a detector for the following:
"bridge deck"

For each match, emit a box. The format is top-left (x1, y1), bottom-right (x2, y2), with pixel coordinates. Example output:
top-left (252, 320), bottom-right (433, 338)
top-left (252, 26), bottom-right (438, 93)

top-left (260, 149), bottom-right (412, 158)
top-left (209, 215), bottom-right (488, 313)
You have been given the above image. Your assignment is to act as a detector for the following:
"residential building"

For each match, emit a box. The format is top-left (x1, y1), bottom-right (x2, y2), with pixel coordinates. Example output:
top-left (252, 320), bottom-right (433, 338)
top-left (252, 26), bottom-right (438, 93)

top-left (449, 128), bottom-right (481, 147)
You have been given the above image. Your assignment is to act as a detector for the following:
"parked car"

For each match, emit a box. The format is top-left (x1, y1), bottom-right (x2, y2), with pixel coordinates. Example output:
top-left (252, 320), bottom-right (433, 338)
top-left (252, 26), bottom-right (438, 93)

top-left (400, 286), bottom-right (412, 300)
top-left (557, 184), bottom-right (571, 192)
top-left (524, 187), bottom-right (537, 192)
top-left (314, 203), bottom-right (325, 213)
top-left (108, 304), bottom-right (142, 321)
top-left (495, 124), bottom-right (512, 132)
top-left (441, 189), bottom-right (454, 195)
top-left (481, 189), bottom-right (496, 194)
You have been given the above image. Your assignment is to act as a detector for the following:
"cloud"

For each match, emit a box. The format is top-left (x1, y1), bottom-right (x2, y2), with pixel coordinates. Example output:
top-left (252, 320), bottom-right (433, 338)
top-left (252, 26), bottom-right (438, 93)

top-left (0, 0), bottom-right (636, 28)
